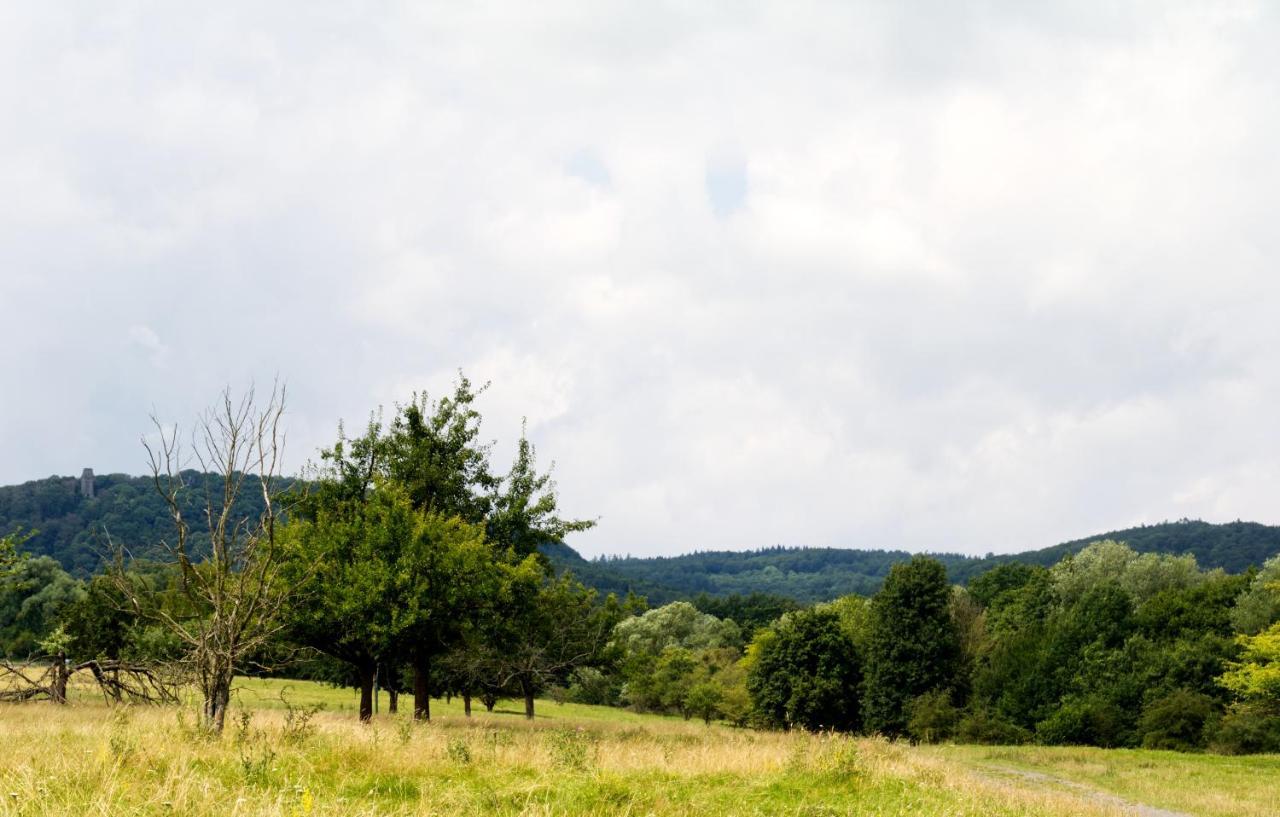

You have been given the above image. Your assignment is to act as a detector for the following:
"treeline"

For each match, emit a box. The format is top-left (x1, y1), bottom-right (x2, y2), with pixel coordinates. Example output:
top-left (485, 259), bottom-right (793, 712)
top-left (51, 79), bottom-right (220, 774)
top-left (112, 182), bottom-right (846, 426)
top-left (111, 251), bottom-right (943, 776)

top-left (8, 466), bottom-right (1280, 603)
top-left (548, 542), bottom-right (1280, 753)
top-left (575, 521), bottom-right (1280, 602)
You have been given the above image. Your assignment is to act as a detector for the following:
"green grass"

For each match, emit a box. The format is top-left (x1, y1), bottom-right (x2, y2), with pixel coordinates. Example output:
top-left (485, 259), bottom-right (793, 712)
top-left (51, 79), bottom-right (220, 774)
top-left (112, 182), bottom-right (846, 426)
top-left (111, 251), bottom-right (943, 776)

top-left (231, 676), bottom-right (676, 723)
top-left (0, 678), bottom-right (1272, 816)
top-left (933, 743), bottom-right (1280, 817)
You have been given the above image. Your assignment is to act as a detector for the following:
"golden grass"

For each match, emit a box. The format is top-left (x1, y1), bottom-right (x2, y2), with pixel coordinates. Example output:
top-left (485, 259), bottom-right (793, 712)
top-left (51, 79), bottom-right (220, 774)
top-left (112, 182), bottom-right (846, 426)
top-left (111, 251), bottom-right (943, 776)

top-left (0, 681), bottom-right (1255, 816)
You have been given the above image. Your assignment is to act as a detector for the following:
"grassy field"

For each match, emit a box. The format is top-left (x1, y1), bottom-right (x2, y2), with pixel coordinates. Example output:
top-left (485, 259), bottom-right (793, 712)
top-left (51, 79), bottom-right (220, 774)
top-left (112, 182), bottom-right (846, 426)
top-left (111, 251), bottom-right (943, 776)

top-left (933, 744), bottom-right (1280, 817)
top-left (0, 677), bottom-right (1273, 816)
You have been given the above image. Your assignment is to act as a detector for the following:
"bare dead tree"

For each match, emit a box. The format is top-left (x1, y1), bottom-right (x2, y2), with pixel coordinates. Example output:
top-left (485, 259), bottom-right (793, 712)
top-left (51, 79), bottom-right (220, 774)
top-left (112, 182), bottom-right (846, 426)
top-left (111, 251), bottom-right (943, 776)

top-left (0, 658), bottom-right (179, 705)
top-left (109, 383), bottom-right (298, 733)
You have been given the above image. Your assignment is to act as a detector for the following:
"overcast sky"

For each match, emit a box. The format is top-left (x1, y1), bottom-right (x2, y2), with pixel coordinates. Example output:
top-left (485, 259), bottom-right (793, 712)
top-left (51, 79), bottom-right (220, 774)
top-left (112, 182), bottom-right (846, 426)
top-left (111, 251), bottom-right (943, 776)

top-left (3, 2), bottom-right (1279, 558)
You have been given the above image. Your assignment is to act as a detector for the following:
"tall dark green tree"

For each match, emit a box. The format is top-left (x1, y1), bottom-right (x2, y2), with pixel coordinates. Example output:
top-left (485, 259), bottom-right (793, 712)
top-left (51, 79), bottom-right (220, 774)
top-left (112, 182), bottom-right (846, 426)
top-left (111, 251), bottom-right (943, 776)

top-left (746, 607), bottom-right (862, 731)
top-left (384, 375), bottom-right (497, 524)
top-left (862, 556), bottom-right (960, 737)
top-left (281, 486), bottom-right (411, 722)
top-left (394, 512), bottom-right (504, 721)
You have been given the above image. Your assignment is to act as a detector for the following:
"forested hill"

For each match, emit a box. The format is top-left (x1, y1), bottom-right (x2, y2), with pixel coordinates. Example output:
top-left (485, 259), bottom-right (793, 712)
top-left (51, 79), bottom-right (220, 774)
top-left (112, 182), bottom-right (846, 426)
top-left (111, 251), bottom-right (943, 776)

top-left (972, 519), bottom-right (1280, 575)
top-left (5, 473), bottom-right (1280, 601)
top-left (0, 472), bottom-right (292, 575)
top-left (545, 519), bottom-right (1280, 603)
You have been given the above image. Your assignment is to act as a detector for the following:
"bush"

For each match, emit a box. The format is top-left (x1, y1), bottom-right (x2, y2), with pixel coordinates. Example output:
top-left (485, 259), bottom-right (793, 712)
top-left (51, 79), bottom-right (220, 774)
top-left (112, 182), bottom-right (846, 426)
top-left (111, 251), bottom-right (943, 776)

top-left (906, 690), bottom-right (959, 743)
top-left (955, 707), bottom-right (1030, 745)
top-left (1138, 690), bottom-right (1213, 751)
top-left (1206, 705), bottom-right (1280, 754)
top-left (566, 667), bottom-right (617, 706)
top-left (546, 685), bottom-right (569, 705)
top-left (685, 681), bottom-right (723, 725)
top-left (1035, 697), bottom-right (1129, 748)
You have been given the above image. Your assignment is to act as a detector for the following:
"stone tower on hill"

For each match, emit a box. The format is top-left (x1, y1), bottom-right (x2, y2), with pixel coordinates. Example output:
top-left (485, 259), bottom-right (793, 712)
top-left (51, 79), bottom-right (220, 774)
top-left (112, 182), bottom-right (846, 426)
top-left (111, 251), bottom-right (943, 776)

top-left (80, 468), bottom-right (95, 499)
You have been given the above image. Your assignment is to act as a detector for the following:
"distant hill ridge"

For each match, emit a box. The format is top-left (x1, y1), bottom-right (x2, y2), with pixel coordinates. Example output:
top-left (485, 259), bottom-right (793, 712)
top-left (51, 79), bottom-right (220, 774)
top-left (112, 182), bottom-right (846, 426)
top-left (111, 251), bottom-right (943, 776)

top-left (0, 471), bottom-right (293, 575)
top-left (3, 473), bottom-right (1277, 603)
top-left (544, 519), bottom-right (1280, 603)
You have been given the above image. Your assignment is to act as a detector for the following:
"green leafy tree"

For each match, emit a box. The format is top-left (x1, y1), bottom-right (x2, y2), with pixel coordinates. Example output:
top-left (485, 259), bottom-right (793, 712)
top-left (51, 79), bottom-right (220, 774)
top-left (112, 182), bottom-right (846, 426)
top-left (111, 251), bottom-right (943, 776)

top-left (816, 594), bottom-right (872, 653)
top-left (1219, 622), bottom-right (1280, 714)
top-left (394, 512), bottom-right (501, 720)
top-left (1231, 555), bottom-right (1280, 635)
top-left (0, 529), bottom-right (26, 578)
top-left (685, 680), bottom-right (723, 725)
top-left (1050, 540), bottom-right (1202, 607)
top-left (489, 573), bottom-right (625, 719)
top-left (613, 601), bottom-right (742, 712)
top-left (487, 424), bottom-right (595, 560)
top-left (383, 374), bottom-right (497, 524)
top-left (282, 487), bottom-right (411, 721)
top-left (0, 556), bottom-right (85, 657)
top-left (968, 562), bottom-right (1039, 609)
top-left (747, 607), bottom-right (861, 731)
top-left (690, 593), bottom-right (801, 640)
top-left (613, 601), bottom-right (742, 656)
top-left (1138, 689), bottom-right (1214, 750)
top-left (862, 556), bottom-right (959, 737)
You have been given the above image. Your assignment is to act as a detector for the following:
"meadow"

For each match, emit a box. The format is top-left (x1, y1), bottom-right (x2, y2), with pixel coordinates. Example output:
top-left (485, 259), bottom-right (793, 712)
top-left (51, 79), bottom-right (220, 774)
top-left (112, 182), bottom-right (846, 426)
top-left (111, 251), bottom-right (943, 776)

top-left (0, 678), bottom-right (1274, 817)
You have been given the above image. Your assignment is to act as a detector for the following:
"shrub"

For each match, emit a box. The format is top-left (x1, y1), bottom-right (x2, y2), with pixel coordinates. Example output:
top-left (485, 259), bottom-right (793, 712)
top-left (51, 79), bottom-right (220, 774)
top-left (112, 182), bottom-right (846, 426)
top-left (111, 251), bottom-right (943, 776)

top-left (685, 681), bottom-right (723, 725)
top-left (566, 667), bottom-right (617, 706)
top-left (1138, 690), bottom-right (1213, 751)
top-left (1206, 705), bottom-right (1280, 754)
top-left (954, 707), bottom-right (1030, 745)
top-left (1035, 697), bottom-right (1129, 747)
top-left (446, 737), bottom-right (472, 765)
top-left (906, 690), bottom-right (960, 743)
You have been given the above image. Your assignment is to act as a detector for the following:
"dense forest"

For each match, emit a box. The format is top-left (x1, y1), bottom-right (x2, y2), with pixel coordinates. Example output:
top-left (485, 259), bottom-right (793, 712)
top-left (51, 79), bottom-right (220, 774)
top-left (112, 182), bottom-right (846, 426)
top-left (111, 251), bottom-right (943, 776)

top-left (0, 471), bottom-right (292, 575)
top-left (552, 519), bottom-right (1280, 602)
top-left (7, 469), bottom-right (1278, 602)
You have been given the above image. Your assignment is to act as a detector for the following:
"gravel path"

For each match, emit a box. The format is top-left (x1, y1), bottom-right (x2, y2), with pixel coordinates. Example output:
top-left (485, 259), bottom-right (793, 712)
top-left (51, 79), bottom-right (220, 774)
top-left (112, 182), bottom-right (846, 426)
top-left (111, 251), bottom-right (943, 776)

top-left (983, 764), bottom-right (1196, 817)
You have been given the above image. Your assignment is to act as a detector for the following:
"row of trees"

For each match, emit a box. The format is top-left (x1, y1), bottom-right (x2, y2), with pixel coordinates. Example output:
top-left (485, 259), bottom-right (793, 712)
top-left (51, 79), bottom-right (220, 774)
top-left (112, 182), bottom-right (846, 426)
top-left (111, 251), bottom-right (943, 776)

top-left (738, 543), bottom-right (1280, 752)
top-left (1, 378), bottom-right (629, 731)
top-left (529, 543), bottom-right (1280, 754)
top-left (5, 380), bottom-right (1280, 751)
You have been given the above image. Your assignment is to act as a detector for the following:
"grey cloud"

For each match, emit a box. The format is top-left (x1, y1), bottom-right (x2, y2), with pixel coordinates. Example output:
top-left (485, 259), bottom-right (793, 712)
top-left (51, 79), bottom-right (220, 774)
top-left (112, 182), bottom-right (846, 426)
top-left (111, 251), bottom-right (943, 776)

top-left (2, 1), bottom-right (1279, 557)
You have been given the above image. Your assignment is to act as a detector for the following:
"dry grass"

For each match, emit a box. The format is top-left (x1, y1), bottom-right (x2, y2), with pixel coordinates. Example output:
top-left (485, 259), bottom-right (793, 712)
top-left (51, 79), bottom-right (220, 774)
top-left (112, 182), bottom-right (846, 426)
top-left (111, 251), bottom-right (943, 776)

top-left (0, 682), bottom-right (1252, 816)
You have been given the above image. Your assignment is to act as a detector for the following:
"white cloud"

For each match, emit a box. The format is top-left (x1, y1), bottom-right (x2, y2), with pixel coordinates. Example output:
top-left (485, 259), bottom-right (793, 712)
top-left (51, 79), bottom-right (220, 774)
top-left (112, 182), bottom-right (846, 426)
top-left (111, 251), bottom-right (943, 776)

top-left (2, 1), bottom-right (1280, 556)
top-left (127, 325), bottom-right (170, 369)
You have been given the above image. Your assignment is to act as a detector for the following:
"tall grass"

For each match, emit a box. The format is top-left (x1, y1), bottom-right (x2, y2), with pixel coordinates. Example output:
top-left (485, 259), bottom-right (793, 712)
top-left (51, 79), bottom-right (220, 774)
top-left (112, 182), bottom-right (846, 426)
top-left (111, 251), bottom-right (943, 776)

top-left (0, 679), bottom-right (1234, 816)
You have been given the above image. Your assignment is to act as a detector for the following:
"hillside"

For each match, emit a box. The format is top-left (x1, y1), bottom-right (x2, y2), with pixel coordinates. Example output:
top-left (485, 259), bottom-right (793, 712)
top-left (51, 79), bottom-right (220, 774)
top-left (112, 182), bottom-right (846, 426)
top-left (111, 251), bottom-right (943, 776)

top-left (0, 471), bottom-right (292, 574)
top-left (5, 473), bottom-right (1279, 601)
top-left (547, 519), bottom-right (1280, 603)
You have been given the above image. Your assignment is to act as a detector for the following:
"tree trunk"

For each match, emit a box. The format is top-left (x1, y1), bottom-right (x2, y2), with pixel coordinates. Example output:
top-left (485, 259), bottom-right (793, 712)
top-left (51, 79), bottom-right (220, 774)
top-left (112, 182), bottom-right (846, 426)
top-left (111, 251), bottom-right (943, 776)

top-left (520, 676), bottom-right (536, 720)
top-left (199, 660), bottom-right (234, 733)
top-left (482, 692), bottom-right (496, 712)
top-left (463, 692), bottom-right (472, 717)
top-left (359, 664), bottom-right (376, 723)
top-left (50, 651), bottom-right (68, 704)
top-left (388, 687), bottom-right (398, 714)
top-left (205, 680), bottom-right (231, 732)
top-left (413, 656), bottom-right (431, 721)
